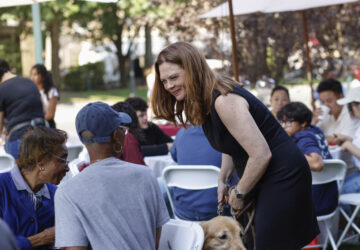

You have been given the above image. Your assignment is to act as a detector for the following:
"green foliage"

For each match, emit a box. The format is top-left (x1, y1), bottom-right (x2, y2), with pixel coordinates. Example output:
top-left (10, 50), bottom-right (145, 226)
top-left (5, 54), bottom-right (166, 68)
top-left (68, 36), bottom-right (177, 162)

top-left (0, 38), bottom-right (22, 74)
top-left (63, 62), bottom-right (105, 91)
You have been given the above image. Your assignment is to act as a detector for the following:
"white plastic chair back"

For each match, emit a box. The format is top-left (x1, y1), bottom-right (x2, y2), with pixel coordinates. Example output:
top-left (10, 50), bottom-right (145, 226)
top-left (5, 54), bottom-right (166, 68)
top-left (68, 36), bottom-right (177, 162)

top-left (0, 153), bottom-right (15, 173)
top-left (162, 165), bottom-right (220, 221)
top-left (159, 219), bottom-right (204, 250)
top-left (311, 159), bottom-right (347, 190)
top-left (305, 159), bottom-right (347, 250)
top-left (66, 145), bottom-right (83, 162)
top-left (162, 165), bottom-right (220, 190)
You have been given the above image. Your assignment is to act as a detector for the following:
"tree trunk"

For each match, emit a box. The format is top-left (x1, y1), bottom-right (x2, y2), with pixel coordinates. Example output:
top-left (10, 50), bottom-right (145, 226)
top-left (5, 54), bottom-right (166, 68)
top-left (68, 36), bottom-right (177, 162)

top-left (114, 23), bottom-right (129, 88)
top-left (50, 20), bottom-right (61, 89)
top-left (144, 23), bottom-right (153, 69)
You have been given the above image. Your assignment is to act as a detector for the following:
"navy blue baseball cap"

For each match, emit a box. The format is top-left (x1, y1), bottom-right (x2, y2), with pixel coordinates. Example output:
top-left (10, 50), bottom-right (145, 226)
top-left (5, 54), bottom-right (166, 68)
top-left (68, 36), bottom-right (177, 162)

top-left (76, 102), bottom-right (132, 143)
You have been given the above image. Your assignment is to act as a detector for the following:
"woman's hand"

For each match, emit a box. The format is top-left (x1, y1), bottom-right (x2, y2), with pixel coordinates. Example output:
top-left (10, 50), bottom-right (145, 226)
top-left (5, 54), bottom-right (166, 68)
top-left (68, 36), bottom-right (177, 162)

top-left (28, 226), bottom-right (55, 247)
top-left (217, 182), bottom-right (229, 204)
top-left (229, 188), bottom-right (244, 210)
top-left (41, 227), bottom-right (55, 245)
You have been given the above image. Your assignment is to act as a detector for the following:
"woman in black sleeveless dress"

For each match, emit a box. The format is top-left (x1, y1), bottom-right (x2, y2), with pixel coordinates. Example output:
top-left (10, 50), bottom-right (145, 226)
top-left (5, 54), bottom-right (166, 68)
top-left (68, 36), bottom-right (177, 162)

top-left (151, 42), bottom-right (319, 249)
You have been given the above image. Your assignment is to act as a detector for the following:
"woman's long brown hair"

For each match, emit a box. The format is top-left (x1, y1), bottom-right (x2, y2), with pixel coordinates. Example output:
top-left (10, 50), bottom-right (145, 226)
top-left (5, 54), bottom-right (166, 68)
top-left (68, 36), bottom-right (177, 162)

top-left (151, 42), bottom-right (239, 126)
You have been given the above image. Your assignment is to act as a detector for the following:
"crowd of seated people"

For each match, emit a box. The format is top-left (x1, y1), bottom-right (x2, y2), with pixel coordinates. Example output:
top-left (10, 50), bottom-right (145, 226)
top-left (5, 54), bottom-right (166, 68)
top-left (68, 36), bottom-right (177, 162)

top-left (2, 57), bottom-right (360, 250)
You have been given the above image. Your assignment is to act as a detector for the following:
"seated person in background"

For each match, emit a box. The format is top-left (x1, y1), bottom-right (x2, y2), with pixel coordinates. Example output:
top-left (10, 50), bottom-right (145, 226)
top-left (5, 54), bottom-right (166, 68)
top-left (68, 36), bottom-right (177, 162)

top-left (0, 127), bottom-right (69, 249)
top-left (55, 102), bottom-right (169, 249)
top-left (313, 78), bottom-right (360, 144)
top-left (333, 87), bottom-right (360, 195)
top-left (278, 102), bottom-right (337, 216)
top-left (112, 101), bottom-right (146, 165)
top-left (170, 125), bottom-right (234, 220)
top-left (125, 97), bottom-right (173, 156)
top-left (269, 85), bottom-right (290, 119)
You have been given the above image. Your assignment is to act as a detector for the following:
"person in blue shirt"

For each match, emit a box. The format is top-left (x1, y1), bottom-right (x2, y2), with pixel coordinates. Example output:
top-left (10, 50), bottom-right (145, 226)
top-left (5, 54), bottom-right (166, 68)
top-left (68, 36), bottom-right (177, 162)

top-left (277, 102), bottom-right (336, 216)
top-left (0, 127), bottom-right (69, 250)
top-left (170, 125), bottom-right (236, 220)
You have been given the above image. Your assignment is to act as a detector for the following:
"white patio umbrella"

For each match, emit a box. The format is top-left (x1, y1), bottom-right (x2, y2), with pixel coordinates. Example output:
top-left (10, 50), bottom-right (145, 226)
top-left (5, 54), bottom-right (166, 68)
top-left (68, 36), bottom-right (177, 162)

top-left (201, 0), bottom-right (359, 107)
top-left (0, 0), bottom-right (52, 8)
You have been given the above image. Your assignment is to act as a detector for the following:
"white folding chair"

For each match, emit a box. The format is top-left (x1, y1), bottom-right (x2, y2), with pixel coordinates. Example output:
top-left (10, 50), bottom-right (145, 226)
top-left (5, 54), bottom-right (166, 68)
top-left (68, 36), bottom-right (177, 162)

top-left (0, 153), bottom-right (15, 173)
top-left (66, 145), bottom-right (83, 162)
top-left (159, 219), bottom-right (204, 250)
top-left (304, 159), bottom-right (347, 250)
top-left (161, 165), bottom-right (220, 221)
top-left (336, 193), bottom-right (360, 247)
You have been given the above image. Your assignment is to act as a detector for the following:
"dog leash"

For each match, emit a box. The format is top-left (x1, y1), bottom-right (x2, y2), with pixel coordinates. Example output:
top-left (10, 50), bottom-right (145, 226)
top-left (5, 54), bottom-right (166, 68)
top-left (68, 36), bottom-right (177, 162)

top-left (228, 186), bottom-right (257, 250)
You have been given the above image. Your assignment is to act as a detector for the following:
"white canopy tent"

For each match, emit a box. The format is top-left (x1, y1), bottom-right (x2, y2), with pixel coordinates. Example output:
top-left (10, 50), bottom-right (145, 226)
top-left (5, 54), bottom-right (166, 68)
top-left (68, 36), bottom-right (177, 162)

top-left (200, 0), bottom-right (359, 18)
top-left (0, 0), bottom-right (52, 8)
top-left (201, 0), bottom-right (359, 107)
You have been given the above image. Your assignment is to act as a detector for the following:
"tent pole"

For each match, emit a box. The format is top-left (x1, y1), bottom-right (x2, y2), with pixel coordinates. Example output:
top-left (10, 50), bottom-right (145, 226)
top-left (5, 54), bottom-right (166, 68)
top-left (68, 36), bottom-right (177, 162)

top-left (228, 0), bottom-right (239, 82)
top-left (301, 10), bottom-right (315, 110)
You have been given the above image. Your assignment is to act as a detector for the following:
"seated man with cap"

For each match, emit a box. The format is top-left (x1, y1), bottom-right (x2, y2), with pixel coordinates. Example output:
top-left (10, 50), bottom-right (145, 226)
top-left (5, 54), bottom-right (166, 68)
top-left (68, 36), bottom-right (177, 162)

top-left (54, 102), bottom-right (169, 250)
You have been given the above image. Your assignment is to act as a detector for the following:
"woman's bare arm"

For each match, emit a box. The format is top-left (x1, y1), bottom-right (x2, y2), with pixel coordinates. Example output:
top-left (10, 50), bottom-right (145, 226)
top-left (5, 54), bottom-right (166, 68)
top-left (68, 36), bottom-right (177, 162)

top-left (215, 93), bottom-right (272, 198)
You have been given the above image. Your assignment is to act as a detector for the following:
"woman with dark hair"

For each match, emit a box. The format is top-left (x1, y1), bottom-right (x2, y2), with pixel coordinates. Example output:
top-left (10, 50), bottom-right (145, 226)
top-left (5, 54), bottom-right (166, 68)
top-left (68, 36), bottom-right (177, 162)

top-left (277, 102), bottom-right (336, 216)
top-left (0, 58), bottom-right (45, 159)
top-left (151, 42), bottom-right (319, 249)
top-left (269, 85), bottom-right (290, 119)
top-left (112, 101), bottom-right (146, 165)
top-left (0, 127), bottom-right (69, 249)
top-left (31, 64), bottom-right (59, 128)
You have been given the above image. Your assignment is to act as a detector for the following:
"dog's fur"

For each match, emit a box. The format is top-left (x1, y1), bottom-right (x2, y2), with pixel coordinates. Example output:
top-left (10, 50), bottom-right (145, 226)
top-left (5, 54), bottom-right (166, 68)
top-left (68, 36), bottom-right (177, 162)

top-left (201, 216), bottom-right (246, 250)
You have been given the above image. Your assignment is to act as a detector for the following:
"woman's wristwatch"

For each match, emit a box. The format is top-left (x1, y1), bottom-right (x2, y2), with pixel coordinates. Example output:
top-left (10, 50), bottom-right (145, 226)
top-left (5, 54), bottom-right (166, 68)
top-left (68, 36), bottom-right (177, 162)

top-left (234, 188), bottom-right (246, 200)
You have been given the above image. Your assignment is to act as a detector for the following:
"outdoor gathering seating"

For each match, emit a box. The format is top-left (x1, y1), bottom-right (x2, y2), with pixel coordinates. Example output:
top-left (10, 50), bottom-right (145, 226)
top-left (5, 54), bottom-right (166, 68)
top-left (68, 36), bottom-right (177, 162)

top-left (304, 159), bottom-right (347, 250)
top-left (161, 165), bottom-right (220, 222)
top-left (337, 193), bottom-right (360, 247)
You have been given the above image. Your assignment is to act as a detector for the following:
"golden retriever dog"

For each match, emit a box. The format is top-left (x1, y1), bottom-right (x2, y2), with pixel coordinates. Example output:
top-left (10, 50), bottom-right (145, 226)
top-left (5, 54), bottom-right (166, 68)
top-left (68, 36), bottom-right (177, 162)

top-left (201, 216), bottom-right (246, 250)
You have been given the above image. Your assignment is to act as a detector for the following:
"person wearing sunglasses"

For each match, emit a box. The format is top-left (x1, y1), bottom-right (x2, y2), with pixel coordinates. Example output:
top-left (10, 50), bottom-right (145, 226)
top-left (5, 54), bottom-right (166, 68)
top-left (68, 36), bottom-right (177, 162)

top-left (54, 102), bottom-right (169, 250)
top-left (0, 126), bottom-right (69, 249)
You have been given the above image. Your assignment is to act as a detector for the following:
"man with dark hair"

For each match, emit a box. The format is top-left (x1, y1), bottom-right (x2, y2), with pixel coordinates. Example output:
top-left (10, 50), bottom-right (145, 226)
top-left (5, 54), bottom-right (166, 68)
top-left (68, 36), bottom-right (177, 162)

top-left (314, 78), bottom-right (359, 144)
top-left (125, 97), bottom-right (173, 156)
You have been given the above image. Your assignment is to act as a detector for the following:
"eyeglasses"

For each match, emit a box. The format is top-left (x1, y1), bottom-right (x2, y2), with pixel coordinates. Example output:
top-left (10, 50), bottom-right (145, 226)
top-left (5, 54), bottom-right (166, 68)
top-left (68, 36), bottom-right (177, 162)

top-left (118, 125), bottom-right (129, 135)
top-left (278, 119), bottom-right (295, 126)
top-left (52, 154), bottom-right (70, 168)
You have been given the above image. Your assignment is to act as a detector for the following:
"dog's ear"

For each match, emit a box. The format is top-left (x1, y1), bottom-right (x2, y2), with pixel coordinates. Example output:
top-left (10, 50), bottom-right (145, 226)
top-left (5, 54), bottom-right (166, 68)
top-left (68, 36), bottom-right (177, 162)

top-left (200, 221), bottom-right (209, 232)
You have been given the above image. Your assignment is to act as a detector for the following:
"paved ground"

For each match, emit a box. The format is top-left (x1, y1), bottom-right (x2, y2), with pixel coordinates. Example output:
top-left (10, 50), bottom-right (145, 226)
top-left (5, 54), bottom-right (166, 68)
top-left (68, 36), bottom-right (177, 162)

top-left (55, 84), bottom-right (314, 146)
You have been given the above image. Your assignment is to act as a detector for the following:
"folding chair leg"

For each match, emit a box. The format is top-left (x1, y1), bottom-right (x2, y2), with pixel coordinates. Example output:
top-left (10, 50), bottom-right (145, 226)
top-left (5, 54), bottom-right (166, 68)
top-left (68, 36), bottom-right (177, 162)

top-left (337, 205), bottom-right (360, 248)
top-left (324, 220), bottom-right (337, 250)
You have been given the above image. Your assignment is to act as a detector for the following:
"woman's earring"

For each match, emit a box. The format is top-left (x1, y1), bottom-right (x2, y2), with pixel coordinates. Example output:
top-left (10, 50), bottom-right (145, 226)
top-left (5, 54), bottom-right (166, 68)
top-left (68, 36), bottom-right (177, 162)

top-left (113, 142), bottom-right (123, 154)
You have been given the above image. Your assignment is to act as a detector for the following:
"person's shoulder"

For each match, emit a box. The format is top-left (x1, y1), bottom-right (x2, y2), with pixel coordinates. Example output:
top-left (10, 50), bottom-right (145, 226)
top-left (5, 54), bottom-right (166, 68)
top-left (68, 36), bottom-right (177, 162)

top-left (294, 128), bottom-right (315, 140)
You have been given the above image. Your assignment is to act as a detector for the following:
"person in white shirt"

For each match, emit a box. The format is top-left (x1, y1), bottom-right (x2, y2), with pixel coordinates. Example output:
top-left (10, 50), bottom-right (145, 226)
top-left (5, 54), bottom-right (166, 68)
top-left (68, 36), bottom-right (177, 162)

top-left (313, 78), bottom-right (360, 144)
top-left (332, 87), bottom-right (360, 196)
top-left (30, 64), bottom-right (59, 128)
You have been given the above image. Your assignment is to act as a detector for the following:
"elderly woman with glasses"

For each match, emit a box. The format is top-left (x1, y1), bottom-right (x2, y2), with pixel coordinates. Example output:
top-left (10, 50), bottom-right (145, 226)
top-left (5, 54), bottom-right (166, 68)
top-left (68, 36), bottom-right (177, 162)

top-left (0, 126), bottom-right (69, 250)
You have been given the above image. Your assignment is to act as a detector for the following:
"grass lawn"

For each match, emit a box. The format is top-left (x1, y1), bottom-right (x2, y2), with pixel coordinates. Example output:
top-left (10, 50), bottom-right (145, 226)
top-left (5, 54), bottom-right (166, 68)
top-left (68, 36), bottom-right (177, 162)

top-left (59, 87), bottom-right (148, 104)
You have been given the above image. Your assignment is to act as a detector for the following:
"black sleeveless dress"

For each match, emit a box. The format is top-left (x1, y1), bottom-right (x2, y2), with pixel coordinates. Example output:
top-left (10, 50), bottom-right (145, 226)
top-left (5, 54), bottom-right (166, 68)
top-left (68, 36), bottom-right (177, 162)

top-left (202, 87), bottom-right (319, 250)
